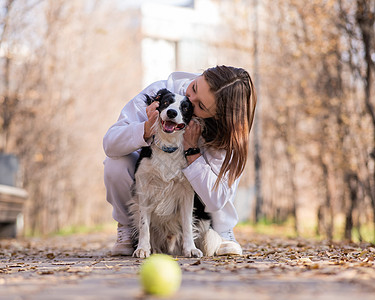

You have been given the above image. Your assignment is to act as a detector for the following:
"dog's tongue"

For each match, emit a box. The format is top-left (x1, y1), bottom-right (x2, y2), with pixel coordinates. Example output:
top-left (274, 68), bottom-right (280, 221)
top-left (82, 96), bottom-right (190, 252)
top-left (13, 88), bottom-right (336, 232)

top-left (163, 121), bottom-right (176, 133)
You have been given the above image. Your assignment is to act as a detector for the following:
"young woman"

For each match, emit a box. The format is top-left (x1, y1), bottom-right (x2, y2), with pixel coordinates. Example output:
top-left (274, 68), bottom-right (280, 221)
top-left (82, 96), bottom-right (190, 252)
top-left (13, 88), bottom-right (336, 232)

top-left (103, 65), bottom-right (256, 256)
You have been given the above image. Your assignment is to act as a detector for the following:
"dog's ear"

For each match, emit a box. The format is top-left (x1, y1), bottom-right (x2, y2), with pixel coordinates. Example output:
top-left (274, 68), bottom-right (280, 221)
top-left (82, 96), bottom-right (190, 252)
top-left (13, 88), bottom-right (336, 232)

top-left (154, 89), bottom-right (171, 101)
top-left (144, 89), bottom-right (171, 106)
top-left (145, 94), bottom-right (153, 106)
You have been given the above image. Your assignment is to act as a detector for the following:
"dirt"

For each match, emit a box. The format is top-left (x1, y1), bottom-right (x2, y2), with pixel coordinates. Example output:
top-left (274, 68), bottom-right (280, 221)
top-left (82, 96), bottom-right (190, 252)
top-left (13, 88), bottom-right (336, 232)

top-left (0, 226), bottom-right (374, 300)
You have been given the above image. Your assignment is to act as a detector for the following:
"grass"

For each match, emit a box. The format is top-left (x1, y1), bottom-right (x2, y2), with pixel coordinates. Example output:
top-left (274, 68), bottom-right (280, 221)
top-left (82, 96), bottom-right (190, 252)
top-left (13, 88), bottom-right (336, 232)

top-left (350, 224), bottom-right (375, 244)
top-left (53, 223), bottom-right (113, 236)
top-left (24, 222), bottom-right (117, 238)
top-left (238, 218), bottom-right (375, 244)
top-left (238, 218), bottom-right (298, 239)
top-left (25, 218), bottom-right (374, 244)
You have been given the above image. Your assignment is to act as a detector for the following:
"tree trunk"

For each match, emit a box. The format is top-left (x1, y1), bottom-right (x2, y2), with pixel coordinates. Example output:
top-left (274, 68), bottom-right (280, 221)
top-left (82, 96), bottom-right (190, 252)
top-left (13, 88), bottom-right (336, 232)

top-left (344, 173), bottom-right (359, 241)
top-left (356, 0), bottom-right (375, 242)
top-left (320, 156), bottom-right (333, 241)
top-left (253, 0), bottom-right (263, 223)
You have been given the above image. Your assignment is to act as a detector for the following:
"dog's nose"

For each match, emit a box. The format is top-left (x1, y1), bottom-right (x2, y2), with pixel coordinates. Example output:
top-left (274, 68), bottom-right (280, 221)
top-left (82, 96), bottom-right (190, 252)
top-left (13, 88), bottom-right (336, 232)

top-left (167, 109), bottom-right (177, 119)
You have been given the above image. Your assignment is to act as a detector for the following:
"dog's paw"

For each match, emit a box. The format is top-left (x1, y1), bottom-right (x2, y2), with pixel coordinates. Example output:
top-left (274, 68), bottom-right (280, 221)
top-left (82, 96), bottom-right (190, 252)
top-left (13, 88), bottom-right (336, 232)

top-left (183, 248), bottom-right (203, 258)
top-left (133, 248), bottom-right (151, 258)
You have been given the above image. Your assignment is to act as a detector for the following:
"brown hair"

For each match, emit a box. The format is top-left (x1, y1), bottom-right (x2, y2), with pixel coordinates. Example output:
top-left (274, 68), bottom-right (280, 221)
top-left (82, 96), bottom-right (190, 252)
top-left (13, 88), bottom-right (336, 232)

top-left (202, 65), bottom-right (257, 188)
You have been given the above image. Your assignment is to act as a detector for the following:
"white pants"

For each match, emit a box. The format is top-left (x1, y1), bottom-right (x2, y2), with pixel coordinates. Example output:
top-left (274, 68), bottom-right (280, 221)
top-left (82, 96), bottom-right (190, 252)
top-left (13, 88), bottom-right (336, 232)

top-left (103, 153), bottom-right (140, 227)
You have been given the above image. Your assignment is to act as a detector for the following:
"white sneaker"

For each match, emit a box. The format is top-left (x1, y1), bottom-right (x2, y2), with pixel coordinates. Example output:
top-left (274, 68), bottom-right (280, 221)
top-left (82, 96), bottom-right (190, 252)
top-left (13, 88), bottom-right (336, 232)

top-left (217, 229), bottom-right (243, 256)
top-left (111, 223), bottom-right (134, 256)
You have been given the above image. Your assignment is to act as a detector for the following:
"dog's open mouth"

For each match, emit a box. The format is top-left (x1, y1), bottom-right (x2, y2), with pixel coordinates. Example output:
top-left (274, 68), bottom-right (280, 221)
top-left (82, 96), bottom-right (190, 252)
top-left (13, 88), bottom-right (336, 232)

top-left (161, 120), bottom-right (186, 133)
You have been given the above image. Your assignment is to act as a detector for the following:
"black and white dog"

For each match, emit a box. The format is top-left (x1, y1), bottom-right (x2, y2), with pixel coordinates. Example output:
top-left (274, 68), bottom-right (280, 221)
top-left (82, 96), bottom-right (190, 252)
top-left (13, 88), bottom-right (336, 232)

top-left (129, 89), bottom-right (221, 258)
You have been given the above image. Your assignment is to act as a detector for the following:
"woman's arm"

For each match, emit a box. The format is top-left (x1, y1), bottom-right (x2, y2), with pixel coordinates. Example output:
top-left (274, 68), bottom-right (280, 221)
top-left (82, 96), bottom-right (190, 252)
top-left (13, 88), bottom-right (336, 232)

top-left (182, 150), bottom-right (240, 213)
top-left (183, 119), bottom-right (240, 212)
top-left (103, 81), bottom-right (166, 158)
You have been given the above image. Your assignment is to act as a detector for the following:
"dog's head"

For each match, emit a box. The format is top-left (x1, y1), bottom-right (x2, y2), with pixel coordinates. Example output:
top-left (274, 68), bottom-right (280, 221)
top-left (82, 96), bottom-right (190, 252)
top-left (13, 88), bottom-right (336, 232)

top-left (146, 89), bottom-right (194, 134)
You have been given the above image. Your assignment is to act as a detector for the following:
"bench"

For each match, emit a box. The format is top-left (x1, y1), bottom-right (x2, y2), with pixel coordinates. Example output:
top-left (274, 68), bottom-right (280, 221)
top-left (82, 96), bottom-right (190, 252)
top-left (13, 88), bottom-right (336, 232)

top-left (0, 184), bottom-right (28, 238)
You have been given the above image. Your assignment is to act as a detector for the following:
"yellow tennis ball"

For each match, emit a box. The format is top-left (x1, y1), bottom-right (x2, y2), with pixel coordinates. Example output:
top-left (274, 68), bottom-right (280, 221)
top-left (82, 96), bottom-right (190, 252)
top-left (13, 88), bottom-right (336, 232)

top-left (139, 254), bottom-right (182, 296)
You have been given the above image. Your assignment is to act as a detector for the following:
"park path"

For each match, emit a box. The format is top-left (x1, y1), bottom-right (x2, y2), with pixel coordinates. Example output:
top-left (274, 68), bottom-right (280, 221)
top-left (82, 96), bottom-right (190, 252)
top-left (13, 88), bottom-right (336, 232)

top-left (0, 226), bottom-right (374, 300)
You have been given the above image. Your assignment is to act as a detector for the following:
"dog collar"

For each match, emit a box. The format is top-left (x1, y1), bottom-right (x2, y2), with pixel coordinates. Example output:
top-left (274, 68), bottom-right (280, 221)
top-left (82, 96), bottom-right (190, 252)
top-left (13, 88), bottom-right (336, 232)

top-left (152, 136), bottom-right (179, 153)
top-left (161, 145), bottom-right (179, 153)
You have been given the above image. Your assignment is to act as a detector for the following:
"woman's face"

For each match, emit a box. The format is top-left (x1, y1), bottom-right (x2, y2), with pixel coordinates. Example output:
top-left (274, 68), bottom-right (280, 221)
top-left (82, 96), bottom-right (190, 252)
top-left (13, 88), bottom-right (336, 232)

top-left (185, 75), bottom-right (216, 119)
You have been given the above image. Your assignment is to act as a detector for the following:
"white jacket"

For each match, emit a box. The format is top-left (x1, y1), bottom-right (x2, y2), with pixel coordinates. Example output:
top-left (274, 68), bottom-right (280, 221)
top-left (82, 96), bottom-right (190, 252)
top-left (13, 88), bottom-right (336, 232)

top-left (103, 72), bottom-right (240, 232)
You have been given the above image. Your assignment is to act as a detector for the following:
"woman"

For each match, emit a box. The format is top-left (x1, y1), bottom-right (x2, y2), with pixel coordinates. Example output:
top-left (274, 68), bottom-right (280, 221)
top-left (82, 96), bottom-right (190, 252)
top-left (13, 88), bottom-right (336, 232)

top-left (103, 65), bottom-right (256, 256)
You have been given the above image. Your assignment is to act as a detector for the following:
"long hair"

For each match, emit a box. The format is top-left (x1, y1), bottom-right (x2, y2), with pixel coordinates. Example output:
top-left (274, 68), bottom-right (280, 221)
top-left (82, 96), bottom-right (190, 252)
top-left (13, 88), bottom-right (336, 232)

top-left (202, 65), bottom-right (257, 188)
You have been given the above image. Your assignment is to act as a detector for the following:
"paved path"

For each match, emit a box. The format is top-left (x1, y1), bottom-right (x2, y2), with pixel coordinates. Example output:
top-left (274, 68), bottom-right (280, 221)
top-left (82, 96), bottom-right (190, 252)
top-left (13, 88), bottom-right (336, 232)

top-left (0, 226), bottom-right (374, 299)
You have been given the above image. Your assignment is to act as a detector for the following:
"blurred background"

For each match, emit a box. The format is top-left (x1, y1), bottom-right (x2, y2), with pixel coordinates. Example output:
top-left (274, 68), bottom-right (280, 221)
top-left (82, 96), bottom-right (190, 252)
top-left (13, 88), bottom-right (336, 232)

top-left (0, 0), bottom-right (374, 242)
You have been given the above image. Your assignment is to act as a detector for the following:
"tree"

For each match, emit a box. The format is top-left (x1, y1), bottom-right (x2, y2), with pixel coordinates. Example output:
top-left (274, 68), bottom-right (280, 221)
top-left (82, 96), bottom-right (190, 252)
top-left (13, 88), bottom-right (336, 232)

top-left (339, 0), bottom-right (375, 240)
top-left (1, 0), bottom-right (142, 234)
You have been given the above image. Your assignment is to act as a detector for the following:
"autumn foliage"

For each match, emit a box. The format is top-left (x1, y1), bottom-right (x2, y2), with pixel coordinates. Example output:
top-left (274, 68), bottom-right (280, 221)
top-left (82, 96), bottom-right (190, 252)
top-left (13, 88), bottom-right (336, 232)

top-left (0, 0), bottom-right (374, 241)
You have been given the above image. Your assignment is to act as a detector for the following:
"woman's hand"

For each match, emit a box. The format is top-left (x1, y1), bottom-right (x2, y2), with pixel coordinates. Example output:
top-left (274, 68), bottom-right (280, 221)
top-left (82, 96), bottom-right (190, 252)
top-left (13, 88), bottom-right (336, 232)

top-left (184, 120), bottom-right (202, 165)
top-left (184, 119), bottom-right (201, 149)
top-left (144, 101), bottom-right (159, 141)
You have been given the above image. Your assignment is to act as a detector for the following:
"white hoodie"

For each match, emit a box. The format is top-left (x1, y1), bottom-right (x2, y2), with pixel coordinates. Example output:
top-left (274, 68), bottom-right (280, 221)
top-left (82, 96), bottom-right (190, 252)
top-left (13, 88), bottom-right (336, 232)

top-left (103, 72), bottom-right (240, 232)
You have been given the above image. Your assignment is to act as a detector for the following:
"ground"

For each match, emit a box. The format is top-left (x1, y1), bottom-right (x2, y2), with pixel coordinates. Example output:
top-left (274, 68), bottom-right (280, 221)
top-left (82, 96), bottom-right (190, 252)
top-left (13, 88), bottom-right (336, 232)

top-left (0, 226), bottom-right (374, 300)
